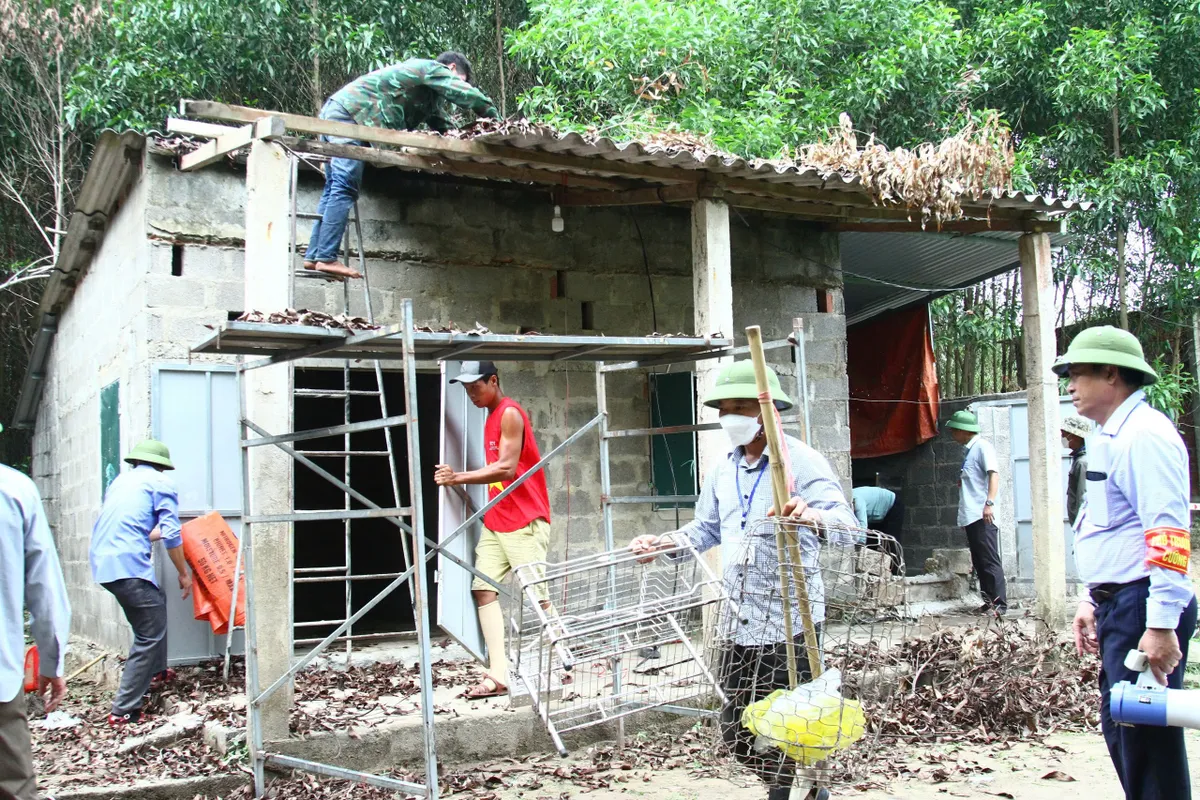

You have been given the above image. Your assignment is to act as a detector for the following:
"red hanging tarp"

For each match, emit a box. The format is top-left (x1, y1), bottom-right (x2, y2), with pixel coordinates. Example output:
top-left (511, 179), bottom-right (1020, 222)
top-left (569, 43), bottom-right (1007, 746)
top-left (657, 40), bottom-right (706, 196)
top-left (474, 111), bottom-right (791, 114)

top-left (848, 305), bottom-right (940, 459)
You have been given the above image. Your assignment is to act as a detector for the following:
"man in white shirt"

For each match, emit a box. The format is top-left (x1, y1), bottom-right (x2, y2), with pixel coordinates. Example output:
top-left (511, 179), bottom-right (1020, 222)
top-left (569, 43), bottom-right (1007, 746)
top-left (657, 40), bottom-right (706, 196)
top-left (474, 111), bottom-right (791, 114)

top-left (945, 410), bottom-right (1006, 614)
top-left (1059, 325), bottom-right (1196, 800)
top-left (1, 430), bottom-right (71, 800)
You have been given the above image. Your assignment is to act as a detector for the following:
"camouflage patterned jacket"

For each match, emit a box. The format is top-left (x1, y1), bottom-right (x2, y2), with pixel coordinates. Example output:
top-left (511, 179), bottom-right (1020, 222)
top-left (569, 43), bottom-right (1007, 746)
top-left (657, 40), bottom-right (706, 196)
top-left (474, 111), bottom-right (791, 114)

top-left (329, 58), bottom-right (499, 132)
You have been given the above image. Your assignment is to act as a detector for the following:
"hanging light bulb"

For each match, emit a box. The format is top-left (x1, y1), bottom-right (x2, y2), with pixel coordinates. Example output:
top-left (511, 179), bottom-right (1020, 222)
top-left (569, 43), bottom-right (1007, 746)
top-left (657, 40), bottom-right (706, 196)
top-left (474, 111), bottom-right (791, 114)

top-left (551, 204), bottom-right (565, 233)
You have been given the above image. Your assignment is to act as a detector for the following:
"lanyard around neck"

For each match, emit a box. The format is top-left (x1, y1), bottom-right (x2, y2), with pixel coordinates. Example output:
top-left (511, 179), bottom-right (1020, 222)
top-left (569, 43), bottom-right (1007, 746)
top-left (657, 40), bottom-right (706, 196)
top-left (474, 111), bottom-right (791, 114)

top-left (736, 459), bottom-right (769, 530)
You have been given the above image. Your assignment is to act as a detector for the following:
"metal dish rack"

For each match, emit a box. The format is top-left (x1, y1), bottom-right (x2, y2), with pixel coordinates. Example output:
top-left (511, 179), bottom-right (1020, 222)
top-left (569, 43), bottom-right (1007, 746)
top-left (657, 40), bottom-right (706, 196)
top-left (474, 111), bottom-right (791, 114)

top-left (510, 541), bottom-right (727, 754)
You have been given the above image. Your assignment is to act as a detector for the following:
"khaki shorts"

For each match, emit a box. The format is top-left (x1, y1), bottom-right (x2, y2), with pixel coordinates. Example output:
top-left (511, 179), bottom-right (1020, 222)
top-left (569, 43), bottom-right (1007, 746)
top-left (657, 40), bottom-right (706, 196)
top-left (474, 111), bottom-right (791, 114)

top-left (473, 518), bottom-right (550, 599)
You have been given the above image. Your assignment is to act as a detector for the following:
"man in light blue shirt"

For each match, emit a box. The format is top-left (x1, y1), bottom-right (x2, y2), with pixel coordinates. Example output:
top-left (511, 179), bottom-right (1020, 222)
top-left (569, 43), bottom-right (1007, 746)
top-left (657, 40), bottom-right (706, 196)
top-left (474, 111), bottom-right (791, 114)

top-left (946, 410), bottom-right (1006, 614)
top-left (852, 485), bottom-right (904, 574)
top-left (1057, 326), bottom-right (1196, 800)
top-left (90, 439), bottom-right (192, 725)
top-left (630, 361), bottom-right (855, 800)
top-left (1, 429), bottom-right (70, 800)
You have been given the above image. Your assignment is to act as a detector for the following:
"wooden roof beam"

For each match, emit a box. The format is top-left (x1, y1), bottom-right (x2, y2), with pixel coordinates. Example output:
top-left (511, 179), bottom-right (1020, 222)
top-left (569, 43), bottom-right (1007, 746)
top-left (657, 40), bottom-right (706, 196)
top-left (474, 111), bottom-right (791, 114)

top-left (166, 117), bottom-right (240, 138)
top-left (281, 137), bottom-right (635, 192)
top-left (181, 100), bottom-right (697, 184)
top-left (179, 116), bottom-right (285, 172)
top-left (557, 183), bottom-right (718, 207)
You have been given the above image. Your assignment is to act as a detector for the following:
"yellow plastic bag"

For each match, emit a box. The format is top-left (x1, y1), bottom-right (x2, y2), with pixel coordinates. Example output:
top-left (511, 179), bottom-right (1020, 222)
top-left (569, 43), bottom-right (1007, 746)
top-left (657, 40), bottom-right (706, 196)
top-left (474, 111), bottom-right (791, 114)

top-left (741, 668), bottom-right (866, 765)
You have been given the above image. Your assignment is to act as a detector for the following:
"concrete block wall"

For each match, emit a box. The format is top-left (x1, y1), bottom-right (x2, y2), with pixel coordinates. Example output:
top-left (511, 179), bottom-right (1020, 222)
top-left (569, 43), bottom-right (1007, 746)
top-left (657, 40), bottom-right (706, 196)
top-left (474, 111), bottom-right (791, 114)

top-left (34, 152), bottom-right (856, 652)
top-left (141, 155), bottom-right (854, 562)
top-left (30, 170), bottom-right (157, 652)
top-left (852, 393), bottom-right (1021, 591)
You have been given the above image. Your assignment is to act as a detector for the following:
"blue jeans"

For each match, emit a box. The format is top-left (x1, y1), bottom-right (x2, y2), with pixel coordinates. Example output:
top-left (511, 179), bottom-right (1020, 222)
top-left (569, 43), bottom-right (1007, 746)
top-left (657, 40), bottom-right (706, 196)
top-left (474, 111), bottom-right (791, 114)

top-left (1097, 578), bottom-right (1197, 799)
top-left (305, 99), bottom-right (366, 263)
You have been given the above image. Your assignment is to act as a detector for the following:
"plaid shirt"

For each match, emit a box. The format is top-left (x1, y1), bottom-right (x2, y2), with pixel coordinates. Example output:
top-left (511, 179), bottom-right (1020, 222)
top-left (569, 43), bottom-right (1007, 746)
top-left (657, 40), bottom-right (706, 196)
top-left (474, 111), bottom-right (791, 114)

top-left (330, 58), bottom-right (499, 132)
top-left (669, 434), bottom-right (858, 646)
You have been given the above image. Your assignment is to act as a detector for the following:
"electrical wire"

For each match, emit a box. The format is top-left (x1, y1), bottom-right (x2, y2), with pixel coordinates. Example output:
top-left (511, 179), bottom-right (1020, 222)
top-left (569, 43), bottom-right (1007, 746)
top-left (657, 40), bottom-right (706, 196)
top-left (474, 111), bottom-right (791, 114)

top-left (628, 208), bottom-right (659, 333)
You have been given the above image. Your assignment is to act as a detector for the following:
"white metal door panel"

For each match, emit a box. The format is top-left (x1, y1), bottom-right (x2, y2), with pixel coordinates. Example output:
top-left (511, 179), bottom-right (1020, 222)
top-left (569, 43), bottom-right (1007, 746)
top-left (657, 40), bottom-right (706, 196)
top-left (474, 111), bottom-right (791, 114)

top-left (153, 367), bottom-right (245, 664)
top-left (1011, 397), bottom-right (1079, 585)
top-left (436, 361), bottom-right (488, 662)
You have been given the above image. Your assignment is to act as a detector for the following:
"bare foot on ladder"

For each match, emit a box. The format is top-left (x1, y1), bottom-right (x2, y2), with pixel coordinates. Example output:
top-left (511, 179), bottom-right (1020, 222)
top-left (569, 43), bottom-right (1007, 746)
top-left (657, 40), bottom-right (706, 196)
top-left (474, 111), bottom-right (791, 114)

top-left (303, 260), bottom-right (363, 280)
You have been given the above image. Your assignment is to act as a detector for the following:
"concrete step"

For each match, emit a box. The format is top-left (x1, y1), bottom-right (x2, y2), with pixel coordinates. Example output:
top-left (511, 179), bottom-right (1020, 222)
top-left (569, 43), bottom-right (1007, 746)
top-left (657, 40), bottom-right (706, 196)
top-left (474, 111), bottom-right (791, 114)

top-left (905, 572), bottom-right (968, 604)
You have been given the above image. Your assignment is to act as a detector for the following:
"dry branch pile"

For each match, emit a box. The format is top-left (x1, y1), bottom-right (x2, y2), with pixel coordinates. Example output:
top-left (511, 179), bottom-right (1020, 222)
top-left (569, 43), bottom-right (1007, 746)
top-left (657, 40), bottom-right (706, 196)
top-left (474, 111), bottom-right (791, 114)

top-left (872, 623), bottom-right (1098, 743)
top-left (795, 112), bottom-right (1014, 225)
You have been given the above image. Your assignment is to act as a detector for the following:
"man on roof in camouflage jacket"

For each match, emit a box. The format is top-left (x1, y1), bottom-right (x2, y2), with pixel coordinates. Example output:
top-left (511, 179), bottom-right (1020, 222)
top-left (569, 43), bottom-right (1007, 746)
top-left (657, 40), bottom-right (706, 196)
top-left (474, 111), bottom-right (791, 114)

top-left (303, 52), bottom-right (499, 280)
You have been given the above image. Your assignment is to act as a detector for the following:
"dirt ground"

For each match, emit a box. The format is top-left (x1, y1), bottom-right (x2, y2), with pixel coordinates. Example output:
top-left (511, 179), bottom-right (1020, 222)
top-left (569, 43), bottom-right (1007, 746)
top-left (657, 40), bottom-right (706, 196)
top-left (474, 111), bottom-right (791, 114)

top-left (475, 731), bottom-right (1200, 800)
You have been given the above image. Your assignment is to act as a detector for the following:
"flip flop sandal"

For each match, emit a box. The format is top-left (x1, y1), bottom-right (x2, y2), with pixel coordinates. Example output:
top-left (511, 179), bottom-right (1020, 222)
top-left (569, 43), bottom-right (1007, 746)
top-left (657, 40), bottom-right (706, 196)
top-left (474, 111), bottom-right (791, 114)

top-left (464, 677), bottom-right (508, 700)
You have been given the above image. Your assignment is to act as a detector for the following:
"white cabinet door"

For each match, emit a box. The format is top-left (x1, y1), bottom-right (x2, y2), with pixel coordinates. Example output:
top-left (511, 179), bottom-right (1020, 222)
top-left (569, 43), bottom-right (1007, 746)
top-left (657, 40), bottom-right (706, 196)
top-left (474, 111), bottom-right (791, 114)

top-left (153, 366), bottom-right (245, 664)
top-left (436, 362), bottom-right (488, 662)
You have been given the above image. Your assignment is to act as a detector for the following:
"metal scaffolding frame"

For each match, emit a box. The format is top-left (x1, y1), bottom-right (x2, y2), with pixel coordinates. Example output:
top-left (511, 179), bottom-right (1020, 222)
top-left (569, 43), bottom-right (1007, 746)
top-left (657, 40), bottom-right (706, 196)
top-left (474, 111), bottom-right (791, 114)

top-left (198, 311), bottom-right (811, 798)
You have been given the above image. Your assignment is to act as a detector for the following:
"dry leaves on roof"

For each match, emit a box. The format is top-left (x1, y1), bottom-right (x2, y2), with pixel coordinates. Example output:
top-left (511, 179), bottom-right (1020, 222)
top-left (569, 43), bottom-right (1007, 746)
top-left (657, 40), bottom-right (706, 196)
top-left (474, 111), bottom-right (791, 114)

top-left (795, 112), bottom-right (1014, 226)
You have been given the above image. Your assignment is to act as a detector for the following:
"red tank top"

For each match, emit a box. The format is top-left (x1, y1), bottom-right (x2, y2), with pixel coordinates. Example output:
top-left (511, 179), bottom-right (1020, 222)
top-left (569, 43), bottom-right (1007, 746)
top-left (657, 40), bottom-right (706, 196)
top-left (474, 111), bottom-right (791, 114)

top-left (483, 397), bottom-right (551, 533)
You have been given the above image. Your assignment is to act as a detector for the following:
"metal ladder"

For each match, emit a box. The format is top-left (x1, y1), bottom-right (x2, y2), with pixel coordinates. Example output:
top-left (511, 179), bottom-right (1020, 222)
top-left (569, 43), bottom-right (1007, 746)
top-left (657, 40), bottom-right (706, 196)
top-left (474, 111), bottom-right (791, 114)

top-left (224, 153), bottom-right (413, 678)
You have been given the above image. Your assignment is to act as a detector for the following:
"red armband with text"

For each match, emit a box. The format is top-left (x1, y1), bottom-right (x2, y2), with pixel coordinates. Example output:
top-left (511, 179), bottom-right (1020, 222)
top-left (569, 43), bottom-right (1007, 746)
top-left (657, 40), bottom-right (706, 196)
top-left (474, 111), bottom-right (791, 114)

top-left (1145, 527), bottom-right (1190, 575)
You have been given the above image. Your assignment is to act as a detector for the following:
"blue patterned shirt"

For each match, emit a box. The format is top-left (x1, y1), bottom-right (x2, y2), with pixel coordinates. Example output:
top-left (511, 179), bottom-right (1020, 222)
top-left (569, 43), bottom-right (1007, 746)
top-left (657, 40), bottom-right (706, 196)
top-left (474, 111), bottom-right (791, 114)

top-left (669, 434), bottom-right (858, 646)
top-left (90, 465), bottom-right (182, 586)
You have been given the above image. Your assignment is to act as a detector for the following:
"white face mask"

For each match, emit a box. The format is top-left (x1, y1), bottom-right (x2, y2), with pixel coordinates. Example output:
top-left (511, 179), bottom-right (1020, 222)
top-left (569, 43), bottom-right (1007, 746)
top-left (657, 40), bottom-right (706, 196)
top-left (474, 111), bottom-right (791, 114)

top-left (1062, 435), bottom-right (1071, 449)
top-left (719, 413), bottom-right (762, 448)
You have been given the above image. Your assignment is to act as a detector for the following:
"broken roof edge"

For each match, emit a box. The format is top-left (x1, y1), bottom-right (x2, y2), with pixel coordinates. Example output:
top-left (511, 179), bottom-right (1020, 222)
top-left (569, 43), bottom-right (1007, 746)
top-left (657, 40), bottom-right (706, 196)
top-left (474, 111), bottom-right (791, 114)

top-left (13, 130), bottom-right (145, 429)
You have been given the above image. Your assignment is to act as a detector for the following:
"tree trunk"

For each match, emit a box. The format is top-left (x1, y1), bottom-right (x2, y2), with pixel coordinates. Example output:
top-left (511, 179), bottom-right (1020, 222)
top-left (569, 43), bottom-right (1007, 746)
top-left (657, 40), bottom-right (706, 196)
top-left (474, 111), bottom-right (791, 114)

top-left (494, 0), bottom-right (507, 116)
top-left (310, 0), bottom-right (322, 115)
top-left (1113, 106), bottom-right (1129, 330)
top-left (964, 287), bottom-right (977, 396)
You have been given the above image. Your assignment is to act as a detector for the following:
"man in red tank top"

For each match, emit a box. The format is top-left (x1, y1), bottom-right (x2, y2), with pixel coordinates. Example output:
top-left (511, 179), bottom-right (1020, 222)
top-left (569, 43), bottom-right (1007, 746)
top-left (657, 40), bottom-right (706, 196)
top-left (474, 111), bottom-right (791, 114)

top-left (434, 361), bottom-right (551, 699)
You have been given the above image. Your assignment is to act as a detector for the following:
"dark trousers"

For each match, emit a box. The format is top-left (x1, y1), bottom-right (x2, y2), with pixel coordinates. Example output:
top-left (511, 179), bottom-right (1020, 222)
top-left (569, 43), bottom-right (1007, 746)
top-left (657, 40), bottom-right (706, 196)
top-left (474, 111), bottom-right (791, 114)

top-left (1097, 579), bottom-right (1197, 800)
top-left (103, 578), bottom-right (169, 716)
top-left (963, 519), bottom-right (1006, 610)
top-left (720, 630), bottom-right (821, 799)
top-left (873, 498), bottom-right (905, 574)
top-left (0, 690), bottom-right (36, 800)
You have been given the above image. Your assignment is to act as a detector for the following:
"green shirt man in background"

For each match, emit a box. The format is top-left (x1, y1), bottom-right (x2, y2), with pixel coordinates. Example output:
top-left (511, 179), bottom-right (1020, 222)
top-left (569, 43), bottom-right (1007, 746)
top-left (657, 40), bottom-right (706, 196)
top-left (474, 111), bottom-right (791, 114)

top-left (303, 52), bottom-right (500, 280)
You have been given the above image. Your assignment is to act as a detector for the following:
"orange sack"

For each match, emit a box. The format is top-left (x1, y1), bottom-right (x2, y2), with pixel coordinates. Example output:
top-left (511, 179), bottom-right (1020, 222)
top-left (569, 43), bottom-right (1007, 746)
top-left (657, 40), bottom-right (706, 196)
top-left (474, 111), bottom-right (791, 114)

top-left (180, 512), bottom-right (246, 634)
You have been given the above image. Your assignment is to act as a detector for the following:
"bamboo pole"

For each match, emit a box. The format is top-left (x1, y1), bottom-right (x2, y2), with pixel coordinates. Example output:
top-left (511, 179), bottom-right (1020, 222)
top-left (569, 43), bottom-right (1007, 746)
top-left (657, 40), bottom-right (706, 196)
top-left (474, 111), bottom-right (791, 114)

top-left (745, 326), bottom-right (823, 683)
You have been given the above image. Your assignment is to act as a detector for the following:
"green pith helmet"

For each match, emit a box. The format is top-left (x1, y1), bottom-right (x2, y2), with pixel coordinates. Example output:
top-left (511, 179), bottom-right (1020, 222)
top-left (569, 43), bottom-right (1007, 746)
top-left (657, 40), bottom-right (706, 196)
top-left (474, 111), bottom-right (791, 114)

top-left (702, 360), bottom-right (793, 411)
top-left (945, 410), bottom-right (980, 433)
top-left (1051, 325), bottom-right (1158, 385)
top-left (124, 439), bottom-right (175, 470)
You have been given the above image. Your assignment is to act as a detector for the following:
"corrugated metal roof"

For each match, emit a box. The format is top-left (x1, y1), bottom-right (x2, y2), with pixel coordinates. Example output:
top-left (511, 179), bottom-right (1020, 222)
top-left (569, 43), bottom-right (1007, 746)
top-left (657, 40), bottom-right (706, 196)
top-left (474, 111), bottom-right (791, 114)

top-left (842, 230), bottom-right (1069, 325)
top-left (458, 128), bottom-right (1090, 216)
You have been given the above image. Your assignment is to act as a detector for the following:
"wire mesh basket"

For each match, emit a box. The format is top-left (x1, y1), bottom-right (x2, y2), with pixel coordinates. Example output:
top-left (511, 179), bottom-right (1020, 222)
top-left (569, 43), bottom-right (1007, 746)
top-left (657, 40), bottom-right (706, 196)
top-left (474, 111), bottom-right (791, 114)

top-left (510, 541), bottom-right (728, 754)
top-left (714, 518), bottom-right (908, 794)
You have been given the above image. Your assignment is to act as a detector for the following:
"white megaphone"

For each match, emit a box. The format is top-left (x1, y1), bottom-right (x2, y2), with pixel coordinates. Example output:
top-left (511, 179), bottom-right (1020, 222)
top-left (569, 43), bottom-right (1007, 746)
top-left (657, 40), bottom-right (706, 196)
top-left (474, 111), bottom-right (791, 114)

top-left (1110, 649), bottom-right (1200, 729)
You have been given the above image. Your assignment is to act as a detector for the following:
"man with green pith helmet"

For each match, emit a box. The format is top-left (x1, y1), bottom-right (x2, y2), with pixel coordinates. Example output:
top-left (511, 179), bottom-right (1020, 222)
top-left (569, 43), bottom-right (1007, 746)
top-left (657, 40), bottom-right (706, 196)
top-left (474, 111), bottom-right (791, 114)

top-left (1059, 325), bottom-right (1196, 800)
top-left (945, 409), bottom-right (1006, 615)
top-left (90, 439), bottom-right (193, 726)
top-left (630, 360), bottom-right (856, 800)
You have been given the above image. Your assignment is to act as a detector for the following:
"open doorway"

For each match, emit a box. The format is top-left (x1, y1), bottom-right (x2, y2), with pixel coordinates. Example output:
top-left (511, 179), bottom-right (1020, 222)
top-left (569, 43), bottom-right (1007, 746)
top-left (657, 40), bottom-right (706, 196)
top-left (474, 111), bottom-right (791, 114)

top-left (292, 367), bottom-right (442, 645)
